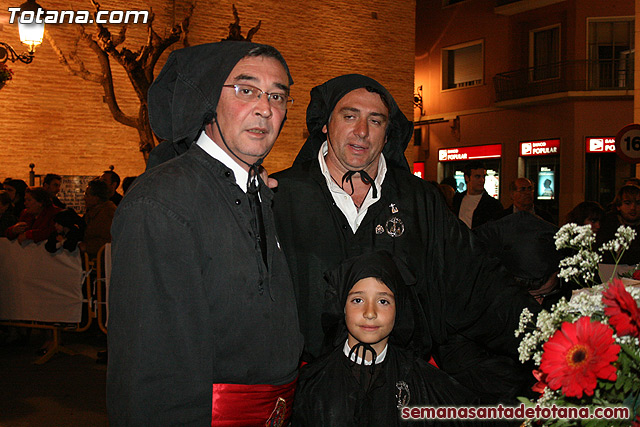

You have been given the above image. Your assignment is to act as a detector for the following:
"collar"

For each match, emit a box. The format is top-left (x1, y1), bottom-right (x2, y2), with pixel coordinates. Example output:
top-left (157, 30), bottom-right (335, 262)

top-left (196, 131), bottom-right (249, 193)
top-left (317, 141), bottom-right (386, 198)
top-left (343, 339), bottom-right (387, 365)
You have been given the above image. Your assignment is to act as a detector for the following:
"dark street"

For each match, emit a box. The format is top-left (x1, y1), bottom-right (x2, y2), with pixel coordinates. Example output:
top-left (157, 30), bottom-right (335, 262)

top-left (0, 327), bottom-right (108, 427)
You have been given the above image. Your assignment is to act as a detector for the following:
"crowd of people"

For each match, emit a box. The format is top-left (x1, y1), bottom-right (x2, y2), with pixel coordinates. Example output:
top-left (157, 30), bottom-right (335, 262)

top-left (4, 40), bottom-right (639, 426)
top-left (441, 161), bottom-right (640, 268)
top-left (0, 172), bottom-right (136, 256)
top-left (0, 172), bottom-right (137, 353)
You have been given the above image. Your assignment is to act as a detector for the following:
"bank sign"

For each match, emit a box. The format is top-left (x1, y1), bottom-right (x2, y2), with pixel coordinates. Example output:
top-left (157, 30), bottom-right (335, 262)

top-left (438, 144), bottom-right (502, 162)
top-left (586, 137), bottom-right (616, 153)
top-left (520, 139), bottom-right (560, 157)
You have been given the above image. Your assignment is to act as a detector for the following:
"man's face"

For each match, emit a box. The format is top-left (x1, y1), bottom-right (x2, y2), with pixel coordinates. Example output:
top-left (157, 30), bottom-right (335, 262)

top-left (345, 277), bottom-right (395, 357)
top-left (44, 179), bottom-right (61, 196)
top-left (206, 55), bottom-right (289, 168)
top-left (323, 88), bottom-right (389, 174)
top-left (99, 174), bottom-right (117, 196)
top-left (512, 178), bottom-right (534, 211)
top-left (465, 168), bottom-right (486, 195)
top-left (618, 192), bottom-right (640, 225)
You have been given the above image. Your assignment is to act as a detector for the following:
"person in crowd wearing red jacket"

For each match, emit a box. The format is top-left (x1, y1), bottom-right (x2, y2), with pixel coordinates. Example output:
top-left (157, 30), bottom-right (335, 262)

top-left (5, 186), bottom-right (61, 243)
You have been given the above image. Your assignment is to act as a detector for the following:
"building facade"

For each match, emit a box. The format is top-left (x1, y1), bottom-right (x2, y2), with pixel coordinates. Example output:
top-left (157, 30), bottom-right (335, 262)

top-left (414, 0), bottom-right (634, 223)
top-left (0, 0), bottom-right (415, 190)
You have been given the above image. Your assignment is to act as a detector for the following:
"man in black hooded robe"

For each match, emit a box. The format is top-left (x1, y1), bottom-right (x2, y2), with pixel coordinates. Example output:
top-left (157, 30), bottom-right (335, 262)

top-left (107, 41), bottom-right (303, 426)
top-left (434, 212), bottom-right (566, 405)
top-left (272, 74), bottom-right (539, 400)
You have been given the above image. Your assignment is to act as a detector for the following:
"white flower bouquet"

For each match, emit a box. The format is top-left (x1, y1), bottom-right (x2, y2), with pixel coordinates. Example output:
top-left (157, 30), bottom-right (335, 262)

top-left (515, 224), bottom-right (640, 426)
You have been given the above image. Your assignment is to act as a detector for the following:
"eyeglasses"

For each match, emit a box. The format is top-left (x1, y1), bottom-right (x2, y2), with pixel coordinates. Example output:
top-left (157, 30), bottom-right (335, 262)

top-left (222, 84), bottom-right (293, 110)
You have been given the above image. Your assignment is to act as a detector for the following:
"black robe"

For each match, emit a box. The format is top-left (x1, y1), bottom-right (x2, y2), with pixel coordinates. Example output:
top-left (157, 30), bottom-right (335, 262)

top-left (292, 345), bottom-right (478, 427)
top-left (108, 146), bottom-right (303, 426)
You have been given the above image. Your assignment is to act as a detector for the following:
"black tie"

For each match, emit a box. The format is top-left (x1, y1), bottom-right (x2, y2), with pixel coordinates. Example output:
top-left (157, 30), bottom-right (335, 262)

top-left (342, 170), bottom-right (378, 199)
top-left (247, 166), bottom-right (268, 270)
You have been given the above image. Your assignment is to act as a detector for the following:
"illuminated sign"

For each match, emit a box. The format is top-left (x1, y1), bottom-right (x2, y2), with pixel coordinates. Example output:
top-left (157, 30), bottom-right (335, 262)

top-left (438, 144), bottom-right (502, 162)
top-left (586, 137), bottom-right (616, 153)
top-left (413, 162), bottom-right (425, 179)
top-left (519, 139), bottom-right (560, 157)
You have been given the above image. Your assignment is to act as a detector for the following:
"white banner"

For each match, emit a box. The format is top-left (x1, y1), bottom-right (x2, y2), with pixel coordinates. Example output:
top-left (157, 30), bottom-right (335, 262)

top-left (0, 238), bottom-right (83, 323)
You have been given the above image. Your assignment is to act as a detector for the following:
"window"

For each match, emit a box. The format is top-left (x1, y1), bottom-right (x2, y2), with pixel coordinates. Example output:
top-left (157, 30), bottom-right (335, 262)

top-left (530, 25), bottom-right (560, 81)
top-left (442, 41), bottom-right (483, 90)
top-left (588, 19), bottom-right (634, 89)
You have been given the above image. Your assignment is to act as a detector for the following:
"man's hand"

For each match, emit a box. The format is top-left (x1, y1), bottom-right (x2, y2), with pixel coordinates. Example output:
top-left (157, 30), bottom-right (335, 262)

top-left (17, 233), bottom-right (29, 244)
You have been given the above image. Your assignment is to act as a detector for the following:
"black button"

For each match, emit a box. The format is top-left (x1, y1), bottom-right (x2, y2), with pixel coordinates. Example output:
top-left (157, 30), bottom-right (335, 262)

top-left (342, 225), bottom-right (348, 230)
top-left (235, 199), bottom-right (241, 205)
top-left (225, 171), bottom-right (231, 177)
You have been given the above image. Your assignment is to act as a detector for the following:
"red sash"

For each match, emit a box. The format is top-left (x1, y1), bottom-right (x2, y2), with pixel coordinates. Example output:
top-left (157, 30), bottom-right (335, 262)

top-left (211, 378), bottom-right (296, 427)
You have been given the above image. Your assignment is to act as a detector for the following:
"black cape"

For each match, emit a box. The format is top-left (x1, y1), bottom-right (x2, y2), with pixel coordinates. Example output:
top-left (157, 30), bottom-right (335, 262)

top-left (292, 345), bottom-right (478, 427)
top-left (293, 251), bottom-right (477, 426)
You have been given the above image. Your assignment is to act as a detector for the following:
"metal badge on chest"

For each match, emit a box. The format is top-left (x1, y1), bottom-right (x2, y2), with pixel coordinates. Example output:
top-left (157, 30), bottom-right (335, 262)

top-left (375, 203), bottom-right (404, 237)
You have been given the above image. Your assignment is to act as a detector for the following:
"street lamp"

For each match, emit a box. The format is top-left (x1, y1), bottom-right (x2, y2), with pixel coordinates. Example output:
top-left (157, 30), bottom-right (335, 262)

top-left (0, 0), bottom-right (45, 64)
top-left (414, 85), bottom-right (424, 117)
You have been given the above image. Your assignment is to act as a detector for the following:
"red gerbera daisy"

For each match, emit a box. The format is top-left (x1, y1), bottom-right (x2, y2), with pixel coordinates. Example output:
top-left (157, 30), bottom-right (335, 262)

top-left (602, 278), bottom-right (640, 338)
top-left (540, 316), bottom-right (620, 398)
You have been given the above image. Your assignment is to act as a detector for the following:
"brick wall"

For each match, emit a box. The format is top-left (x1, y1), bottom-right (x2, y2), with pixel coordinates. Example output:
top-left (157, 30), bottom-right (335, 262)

top-left (0, 0), bottom-right (415, 184)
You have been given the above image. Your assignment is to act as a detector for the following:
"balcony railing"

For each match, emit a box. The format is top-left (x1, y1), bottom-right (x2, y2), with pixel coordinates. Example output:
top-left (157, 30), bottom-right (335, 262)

top-left (493, 59), bottom-right (634, 102)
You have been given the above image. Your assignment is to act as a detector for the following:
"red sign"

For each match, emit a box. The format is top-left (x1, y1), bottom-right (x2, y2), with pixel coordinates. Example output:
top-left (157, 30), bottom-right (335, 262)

top-left (519, 139), bottom-right (560, 157)
top-left (586, 137), bottom-right (616, 153)
top-left (438, 144), bottom-right (502, 162)
top-left (413, 162), bottom-right (425, 179)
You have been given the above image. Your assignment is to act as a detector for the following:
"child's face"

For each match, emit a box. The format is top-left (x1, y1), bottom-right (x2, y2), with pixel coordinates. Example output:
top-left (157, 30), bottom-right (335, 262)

top-left (345, 277), bottom-right (396, 355)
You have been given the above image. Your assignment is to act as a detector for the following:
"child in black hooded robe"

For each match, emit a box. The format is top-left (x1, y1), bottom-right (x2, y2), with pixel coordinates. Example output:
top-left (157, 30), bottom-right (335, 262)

top-left (292, 251), bottom-right (477, 426)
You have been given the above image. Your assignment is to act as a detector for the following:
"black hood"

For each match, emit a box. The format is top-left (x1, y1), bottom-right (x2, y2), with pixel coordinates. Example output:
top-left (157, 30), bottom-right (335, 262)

top-left (473, 211), bottom-right (560, 282)
top-left (294, 74), bottom-right (412, 172)
top-left (147, 41), bottom-right (293, 169)
top-left (321, 251), bottom-right (429, 355)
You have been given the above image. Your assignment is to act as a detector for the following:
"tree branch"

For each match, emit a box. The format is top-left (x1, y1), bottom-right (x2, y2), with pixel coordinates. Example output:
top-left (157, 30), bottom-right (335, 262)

top-left (44, 1), bottom-right (246, 161)
top-left (78, 25), bottom-right (138, 128)
top-left (45, 31), bottom-right (103, 84)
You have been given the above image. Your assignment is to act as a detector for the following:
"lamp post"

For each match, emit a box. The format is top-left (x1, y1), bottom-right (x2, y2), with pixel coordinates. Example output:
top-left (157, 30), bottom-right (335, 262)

top-left (0, 0), bottom-right (45, 64)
